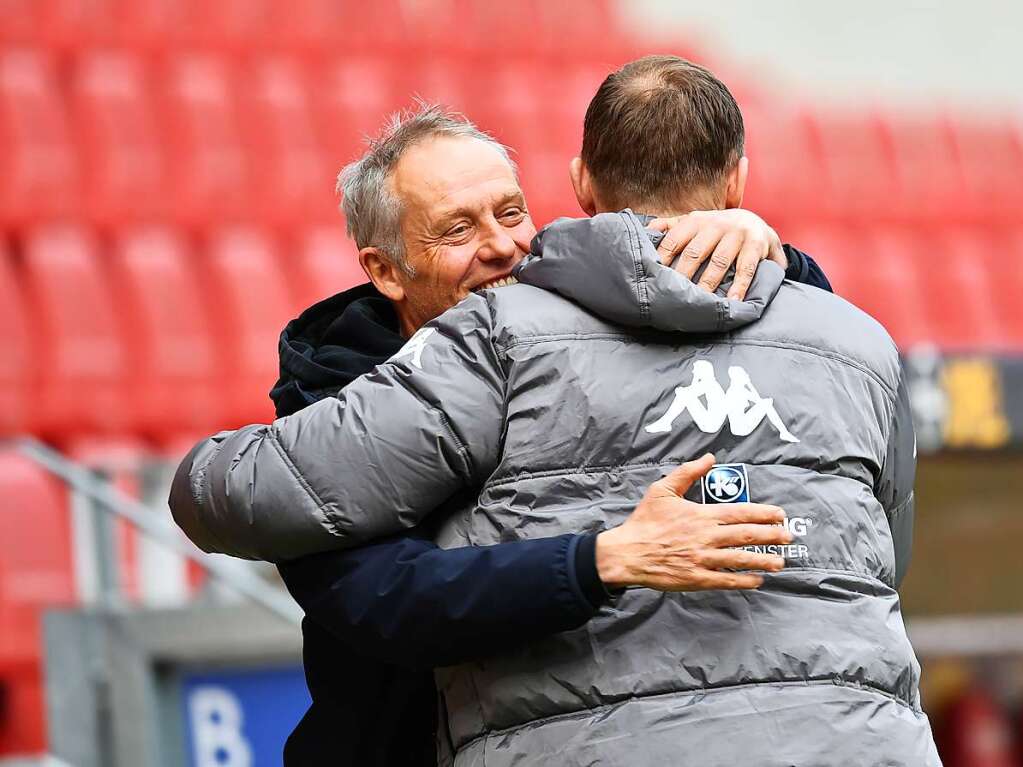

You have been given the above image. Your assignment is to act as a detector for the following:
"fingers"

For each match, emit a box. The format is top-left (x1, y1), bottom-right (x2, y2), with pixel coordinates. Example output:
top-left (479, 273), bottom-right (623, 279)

top-left (655, 453), bottom-right (715, 496)
top-left (654, 217), bottom-right (699, 266)
top-left (768, 237), bottom-right (787, 268)
top-left (700, 548), bottom-right (786, 573)
top-left (711, 523), bottom-right (793, 549)
top-left (677, 227), bottom-right (724, 279)
top-left (697, 230), bottom-right (745, 293)
top-left (726, 236), bottom-right (764, 300)
top-left (710, 503), bottom-right (786, 526)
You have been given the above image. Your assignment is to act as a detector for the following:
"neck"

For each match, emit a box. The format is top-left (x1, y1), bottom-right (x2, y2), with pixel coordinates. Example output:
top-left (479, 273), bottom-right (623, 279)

top-left (388, 300), bottom-right (417, 339)
top-left (594, 187), bottom-right (724, 217)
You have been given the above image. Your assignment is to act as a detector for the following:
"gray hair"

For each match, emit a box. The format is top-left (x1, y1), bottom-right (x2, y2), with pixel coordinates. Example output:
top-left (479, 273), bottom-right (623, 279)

top-left (336, 102), bottom-right (516, 277)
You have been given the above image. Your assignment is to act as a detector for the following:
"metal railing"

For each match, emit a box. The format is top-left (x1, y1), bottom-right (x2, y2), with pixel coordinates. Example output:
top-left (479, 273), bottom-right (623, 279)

top-left (16, 437), bottom-right (302, 625)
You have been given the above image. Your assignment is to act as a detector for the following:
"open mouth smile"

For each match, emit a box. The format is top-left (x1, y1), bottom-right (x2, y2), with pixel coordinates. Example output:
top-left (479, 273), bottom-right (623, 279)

top-left (473, 276), bottom-right (519, 293)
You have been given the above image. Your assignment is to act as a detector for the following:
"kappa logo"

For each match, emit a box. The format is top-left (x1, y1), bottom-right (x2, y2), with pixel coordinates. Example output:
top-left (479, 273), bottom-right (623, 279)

top-left (391, 327), bottom-right (435, 369)
top-left (645, 359), bottom-right (799, 443)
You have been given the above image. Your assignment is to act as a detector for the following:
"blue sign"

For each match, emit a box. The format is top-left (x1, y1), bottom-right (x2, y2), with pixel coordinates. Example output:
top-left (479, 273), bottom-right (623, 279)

top-left (181, 665), bottom-right (310, 767)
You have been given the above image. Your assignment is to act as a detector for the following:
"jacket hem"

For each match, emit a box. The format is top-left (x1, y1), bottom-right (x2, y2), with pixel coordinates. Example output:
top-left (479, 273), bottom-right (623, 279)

top-left (454, 675), bottom-right (925, 754)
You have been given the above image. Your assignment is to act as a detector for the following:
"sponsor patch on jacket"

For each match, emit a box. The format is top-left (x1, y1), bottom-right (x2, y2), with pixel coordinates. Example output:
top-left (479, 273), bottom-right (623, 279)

top-left (702, 463), bottom-right (814, 562)
top-left (701, 463), bottom-right (750, 504)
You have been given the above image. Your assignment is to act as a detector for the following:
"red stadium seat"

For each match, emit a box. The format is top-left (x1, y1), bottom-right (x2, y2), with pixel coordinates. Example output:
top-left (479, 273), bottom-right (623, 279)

top-left (0, 2), bottom-right (42, 46)
top-left (20, 225), bottom-right (132, 438)
top-left (240, 57), bottom-right (335, 225)
top-left (398, 0), bottom-right (465, 56)
top-left (263, 0), bottom-right (348, 54)
top-left (272, 0), bottom-right (407, 54)
top-left (110, 0), bottom-right (190, 52)
top-left (883, 113), bottom-right (965, 225)
top-left (856, 228), bottom-right (934, 350)
top-left (290, 226), bottom-right (366, 308)
top-left (160, 54), bottom-right (250, 226)
top-left (520, 61), bottom-right (609, 224)
top-left (0, 449), bottom-right (74, 754)
top-left (464, 1), bottom-right (545, 57)
top-left (202, 227), bottom-right (297, 426)
top-left (71, 51), bottom-right (168, 223)
top-left (0, 247), bottom-right (33, 436)
top-left (546, 61), bottom-right (609, 153)
top-left (314, 56), bottom-right (403, 173)
top-left (949, 117), bottom-right (1023, 224)
top-left (538, 0), bottom-right (618, 59)
top-left (969, 227), bottom-right (1023, 349)
top-left (808, 109), bottom-right (897, 221)
top-left (929, 229), bottom-right (1011, 352)
top-left (0, 49), bottom-right (79, 225)
top-left (472, 60), bottom-right (547, 154)
top-left (192, 0), bottom-right (274, 51)
top-left (742, 106), bottom-right (823, 225)
top-left (38, 0), bottom-right (120, 50)
top-left (408, 55), bottom-right (474, 112)
top-left (781, 224), bottom-right (856, 296)
top-left (109, 226), bottom-right (222, 439)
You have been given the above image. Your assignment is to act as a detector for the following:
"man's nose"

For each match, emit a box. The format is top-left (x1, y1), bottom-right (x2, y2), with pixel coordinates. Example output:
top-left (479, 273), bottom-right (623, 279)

top-left (477, 226), bottom-right (522, 263)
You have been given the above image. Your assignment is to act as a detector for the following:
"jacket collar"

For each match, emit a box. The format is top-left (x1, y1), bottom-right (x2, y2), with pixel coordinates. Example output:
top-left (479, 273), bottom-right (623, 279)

top-left (515, 210), bottom-right (784, 334)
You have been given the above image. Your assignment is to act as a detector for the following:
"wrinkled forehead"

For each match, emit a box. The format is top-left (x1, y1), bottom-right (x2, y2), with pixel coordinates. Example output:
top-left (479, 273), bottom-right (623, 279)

top-left (390, 135), bottom-right (521, 220)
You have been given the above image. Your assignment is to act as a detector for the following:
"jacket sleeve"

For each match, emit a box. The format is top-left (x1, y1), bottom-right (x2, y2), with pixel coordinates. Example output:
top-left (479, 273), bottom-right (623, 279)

top-left (168, 294), bottom-right (506, 563)
top-left (277, 530), bottom-right (603, 669)
top-left (782, 244), bottom-right (834, 293)
top-left (875, 370), bottom-right (917, 587)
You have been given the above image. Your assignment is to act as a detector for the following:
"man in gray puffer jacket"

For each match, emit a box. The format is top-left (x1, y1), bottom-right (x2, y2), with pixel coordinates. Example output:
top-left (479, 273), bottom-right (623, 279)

top-left (173, 56), bottom-right (939, 765)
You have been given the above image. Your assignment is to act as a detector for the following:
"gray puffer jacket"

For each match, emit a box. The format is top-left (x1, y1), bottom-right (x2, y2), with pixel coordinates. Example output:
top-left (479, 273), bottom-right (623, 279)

top-left (171, 211), bottom-right (939, 766)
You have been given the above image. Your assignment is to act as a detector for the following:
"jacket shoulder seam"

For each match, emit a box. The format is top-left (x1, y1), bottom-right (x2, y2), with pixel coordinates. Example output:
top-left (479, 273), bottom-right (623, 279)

top-left (727, 338), bottom-right (898, 401)
top-left (620, 211), bottom-right (651, 322)
top-left (496, 333), bottom-right (898, 403)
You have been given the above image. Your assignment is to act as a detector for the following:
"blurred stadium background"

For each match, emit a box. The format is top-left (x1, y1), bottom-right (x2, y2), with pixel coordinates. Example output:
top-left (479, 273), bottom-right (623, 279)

top-left (0, 1), bottom-right (1020, 765)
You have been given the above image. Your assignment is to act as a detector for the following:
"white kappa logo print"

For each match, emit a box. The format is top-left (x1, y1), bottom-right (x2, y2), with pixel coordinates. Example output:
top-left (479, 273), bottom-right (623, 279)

top-left (644, 359), bottom-right (799, 443)
top-left (391, 327), bottom-right (435, 369)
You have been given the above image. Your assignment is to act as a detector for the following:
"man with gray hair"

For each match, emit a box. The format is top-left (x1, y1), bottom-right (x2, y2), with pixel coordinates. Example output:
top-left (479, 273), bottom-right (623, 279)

top-left (172, 83), bottom-right (846, 764)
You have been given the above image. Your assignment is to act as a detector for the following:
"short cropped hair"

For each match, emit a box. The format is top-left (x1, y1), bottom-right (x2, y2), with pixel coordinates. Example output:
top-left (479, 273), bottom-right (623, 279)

top-left (337, 102), bottom-right (515, 276)
top-left (581, 55), bottom-right (744, 211)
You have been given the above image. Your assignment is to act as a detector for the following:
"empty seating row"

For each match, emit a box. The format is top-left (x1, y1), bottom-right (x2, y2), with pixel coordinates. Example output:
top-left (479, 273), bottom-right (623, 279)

top-left (0, 0), bottom-right (626, 58)
top-left (785, 224), bottom-right (1023, 352)
top-left (2, 47), bottom-right (1021, 228)
top-left (2, 223), bottom-right (364, 442)
top-left (743, 106), bottom-right (1023, 227)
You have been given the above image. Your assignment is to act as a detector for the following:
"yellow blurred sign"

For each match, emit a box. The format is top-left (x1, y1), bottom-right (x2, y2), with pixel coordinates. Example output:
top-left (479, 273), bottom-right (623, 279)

top-left (941, 358), bottom-right (1011, 449)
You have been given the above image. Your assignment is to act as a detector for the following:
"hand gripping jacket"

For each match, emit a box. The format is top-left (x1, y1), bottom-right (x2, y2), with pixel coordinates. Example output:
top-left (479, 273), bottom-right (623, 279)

top-left (171, 212), bottom-right (940, 766)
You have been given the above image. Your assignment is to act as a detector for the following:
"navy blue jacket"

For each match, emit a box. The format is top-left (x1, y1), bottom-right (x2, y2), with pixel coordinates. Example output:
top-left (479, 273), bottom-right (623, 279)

top-left (276, 247), bottom-right (832, 766)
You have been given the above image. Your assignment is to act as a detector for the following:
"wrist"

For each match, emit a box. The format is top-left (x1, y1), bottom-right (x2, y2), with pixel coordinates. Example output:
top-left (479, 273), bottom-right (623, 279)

top-left (595, 528), bottom-right (633, 588)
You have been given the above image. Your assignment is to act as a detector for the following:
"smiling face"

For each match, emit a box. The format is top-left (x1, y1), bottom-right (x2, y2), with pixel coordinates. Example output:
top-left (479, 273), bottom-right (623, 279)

top-left (364, 134), bottom-right (536, 336)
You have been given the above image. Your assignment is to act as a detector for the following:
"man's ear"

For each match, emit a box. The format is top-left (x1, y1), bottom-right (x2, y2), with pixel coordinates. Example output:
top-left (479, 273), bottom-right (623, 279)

top-left (359, 247), bottom-right (406, 303)
top-left (724, 156), bottom-right (749, 209)
top-left (569, 157), bottom-right (598, 217)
